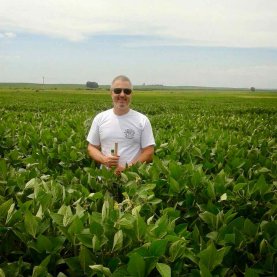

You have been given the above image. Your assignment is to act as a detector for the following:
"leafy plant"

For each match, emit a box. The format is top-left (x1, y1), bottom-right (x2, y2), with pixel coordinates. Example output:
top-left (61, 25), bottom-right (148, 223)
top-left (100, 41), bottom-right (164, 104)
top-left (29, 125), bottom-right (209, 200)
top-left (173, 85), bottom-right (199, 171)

top-left (0, 88), bottom-right (276, 276)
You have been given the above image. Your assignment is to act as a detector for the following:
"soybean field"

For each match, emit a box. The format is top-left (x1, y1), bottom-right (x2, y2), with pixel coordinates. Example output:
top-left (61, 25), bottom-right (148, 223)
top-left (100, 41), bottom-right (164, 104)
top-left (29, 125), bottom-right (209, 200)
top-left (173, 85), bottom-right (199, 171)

top-left (0, 87), bottom-right (277, 277)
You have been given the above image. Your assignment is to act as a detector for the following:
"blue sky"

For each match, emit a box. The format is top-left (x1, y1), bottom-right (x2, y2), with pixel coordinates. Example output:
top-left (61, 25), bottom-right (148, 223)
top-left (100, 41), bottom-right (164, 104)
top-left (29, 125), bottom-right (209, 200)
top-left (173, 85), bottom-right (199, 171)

top-left (1, 0), bottom-right (277, 88)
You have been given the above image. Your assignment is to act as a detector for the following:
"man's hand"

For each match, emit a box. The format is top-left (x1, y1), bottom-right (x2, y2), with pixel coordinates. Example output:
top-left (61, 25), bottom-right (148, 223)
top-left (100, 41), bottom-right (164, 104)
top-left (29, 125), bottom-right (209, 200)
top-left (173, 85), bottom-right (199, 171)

top-left (87, 144), bottom-right (121, 169)
top-left (114, 164), bottom-right (124, 175)
top-left (103, 155), bottom-right (120, 168)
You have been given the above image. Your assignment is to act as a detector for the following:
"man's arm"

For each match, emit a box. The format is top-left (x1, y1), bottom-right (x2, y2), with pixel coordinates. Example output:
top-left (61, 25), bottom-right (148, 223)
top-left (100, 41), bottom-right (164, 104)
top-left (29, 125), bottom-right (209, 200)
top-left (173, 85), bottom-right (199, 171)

top-left (87, 143), bottom-right (119, 168)
top-left (114, 145), bottom-right (154, 174)
top-left (131, 145), bottom-right (155, 165)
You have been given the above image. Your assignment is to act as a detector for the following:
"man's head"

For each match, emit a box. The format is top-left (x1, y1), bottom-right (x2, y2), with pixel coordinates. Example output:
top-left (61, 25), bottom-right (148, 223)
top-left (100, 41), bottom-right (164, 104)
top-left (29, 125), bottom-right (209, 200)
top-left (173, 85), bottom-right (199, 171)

top-left (110, 75), bottom-right (133, 115)
top-left (111, 75), bottom-right (133, 91)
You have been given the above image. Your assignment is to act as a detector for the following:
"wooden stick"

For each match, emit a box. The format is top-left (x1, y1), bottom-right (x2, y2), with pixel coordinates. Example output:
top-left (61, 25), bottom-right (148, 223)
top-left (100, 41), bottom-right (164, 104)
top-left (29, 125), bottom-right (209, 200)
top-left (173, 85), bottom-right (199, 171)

top-left (114, 142), bottom-right (118, 156)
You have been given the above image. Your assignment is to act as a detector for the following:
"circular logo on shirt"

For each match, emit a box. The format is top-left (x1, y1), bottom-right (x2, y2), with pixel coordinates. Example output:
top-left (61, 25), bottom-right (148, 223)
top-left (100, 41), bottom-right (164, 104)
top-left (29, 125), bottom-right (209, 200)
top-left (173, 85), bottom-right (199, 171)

top-left (124, 129), bottom-right (135, 139)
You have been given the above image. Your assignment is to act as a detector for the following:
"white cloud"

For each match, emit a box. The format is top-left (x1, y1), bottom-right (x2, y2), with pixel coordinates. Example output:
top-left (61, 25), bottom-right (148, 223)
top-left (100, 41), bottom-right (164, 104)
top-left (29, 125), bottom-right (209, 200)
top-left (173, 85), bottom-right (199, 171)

top-left (0, 0), bottom-right (276, 47)
top-left (0, 31), bottom-right (16, 39)
top-left (5, 32), bottom-right (16, 38)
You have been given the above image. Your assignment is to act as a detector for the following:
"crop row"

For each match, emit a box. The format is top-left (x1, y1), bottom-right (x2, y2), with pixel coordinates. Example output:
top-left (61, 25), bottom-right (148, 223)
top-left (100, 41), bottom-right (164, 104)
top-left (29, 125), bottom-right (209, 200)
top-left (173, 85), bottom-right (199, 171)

top-left (0, 89), bottom-right (276, 276)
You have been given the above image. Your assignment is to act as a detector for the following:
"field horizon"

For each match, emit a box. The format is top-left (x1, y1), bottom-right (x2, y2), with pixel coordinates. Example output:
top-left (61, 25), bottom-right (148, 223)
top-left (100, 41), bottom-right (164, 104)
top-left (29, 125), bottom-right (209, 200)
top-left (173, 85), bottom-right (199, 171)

top-left (1, 82), bottom-right (276, 92)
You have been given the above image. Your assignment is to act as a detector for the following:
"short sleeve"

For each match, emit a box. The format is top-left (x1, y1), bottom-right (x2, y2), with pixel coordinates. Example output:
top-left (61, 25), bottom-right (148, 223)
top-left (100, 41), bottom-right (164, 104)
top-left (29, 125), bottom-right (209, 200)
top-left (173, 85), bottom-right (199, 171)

top-left (86, 115), bottom-right (100, 146)
top-left (141, 117), bottom-right (155, 148)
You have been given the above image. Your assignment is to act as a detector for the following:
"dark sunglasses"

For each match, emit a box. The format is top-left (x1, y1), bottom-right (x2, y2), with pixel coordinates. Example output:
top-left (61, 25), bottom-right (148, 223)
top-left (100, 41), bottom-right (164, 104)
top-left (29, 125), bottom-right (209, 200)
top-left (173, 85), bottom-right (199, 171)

top-left (113, 88), bottom-right (132, 95)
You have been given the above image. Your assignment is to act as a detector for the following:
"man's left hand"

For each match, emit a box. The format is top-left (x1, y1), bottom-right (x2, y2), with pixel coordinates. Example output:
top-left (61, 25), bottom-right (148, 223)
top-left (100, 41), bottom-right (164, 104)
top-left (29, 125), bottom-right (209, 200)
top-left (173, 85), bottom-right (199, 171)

top-left (114, 164), bottom-right (126, 175)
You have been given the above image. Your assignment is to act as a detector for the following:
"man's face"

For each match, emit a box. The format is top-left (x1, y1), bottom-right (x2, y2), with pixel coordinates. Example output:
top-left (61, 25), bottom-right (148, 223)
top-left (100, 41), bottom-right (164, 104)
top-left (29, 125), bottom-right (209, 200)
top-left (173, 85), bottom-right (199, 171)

top-left (111, 79), bottom-right (132, 114)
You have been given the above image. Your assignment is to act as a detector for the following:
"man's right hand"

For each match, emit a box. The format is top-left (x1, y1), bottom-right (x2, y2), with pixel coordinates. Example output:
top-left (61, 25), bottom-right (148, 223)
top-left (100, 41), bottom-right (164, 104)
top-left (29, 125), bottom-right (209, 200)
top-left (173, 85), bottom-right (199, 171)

top-left (103, 155), bottom-right (120, 168)
top-left (88, 144), bottom-right (120, 168)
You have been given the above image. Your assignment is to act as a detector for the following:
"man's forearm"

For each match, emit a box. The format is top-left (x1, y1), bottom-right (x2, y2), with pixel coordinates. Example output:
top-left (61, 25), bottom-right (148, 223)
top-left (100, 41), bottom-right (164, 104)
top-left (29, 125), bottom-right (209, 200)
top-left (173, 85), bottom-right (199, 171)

top-left (131, 145), bottom-right (154, 165)
top-left (88, 143), bottom-right (119, 168)
top-left (87, 144), bottom-right (106, 165)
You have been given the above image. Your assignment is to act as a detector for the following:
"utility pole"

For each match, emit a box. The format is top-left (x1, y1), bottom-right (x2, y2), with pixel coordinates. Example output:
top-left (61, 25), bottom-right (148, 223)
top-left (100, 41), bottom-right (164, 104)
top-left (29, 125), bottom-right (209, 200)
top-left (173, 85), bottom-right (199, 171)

top-left (42, 76), bottom-right (45, 89)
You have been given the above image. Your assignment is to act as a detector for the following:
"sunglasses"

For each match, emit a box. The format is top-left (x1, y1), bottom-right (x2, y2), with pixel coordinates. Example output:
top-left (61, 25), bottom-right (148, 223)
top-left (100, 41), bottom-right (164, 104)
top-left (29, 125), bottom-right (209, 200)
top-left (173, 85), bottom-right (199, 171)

top-left (113, 88), bottom-right (132, 95)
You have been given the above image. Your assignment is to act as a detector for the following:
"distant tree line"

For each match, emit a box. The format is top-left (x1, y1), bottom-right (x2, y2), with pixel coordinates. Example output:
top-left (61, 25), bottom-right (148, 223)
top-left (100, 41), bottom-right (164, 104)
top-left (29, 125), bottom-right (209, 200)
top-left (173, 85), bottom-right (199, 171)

top-left (86, 81), bottom-right (99, 89)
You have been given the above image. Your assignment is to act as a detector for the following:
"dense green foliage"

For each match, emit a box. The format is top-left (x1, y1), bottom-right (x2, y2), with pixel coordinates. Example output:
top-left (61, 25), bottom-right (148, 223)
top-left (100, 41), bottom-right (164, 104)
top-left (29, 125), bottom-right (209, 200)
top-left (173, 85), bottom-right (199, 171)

top-left (0, 88), bottom-right (276, 276)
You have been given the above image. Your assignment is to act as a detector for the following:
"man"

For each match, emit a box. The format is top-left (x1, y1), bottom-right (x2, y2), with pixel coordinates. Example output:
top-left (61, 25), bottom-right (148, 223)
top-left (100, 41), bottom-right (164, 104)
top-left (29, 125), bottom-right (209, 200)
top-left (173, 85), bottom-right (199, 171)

top-left (87, 75), bottom-right (155, 174)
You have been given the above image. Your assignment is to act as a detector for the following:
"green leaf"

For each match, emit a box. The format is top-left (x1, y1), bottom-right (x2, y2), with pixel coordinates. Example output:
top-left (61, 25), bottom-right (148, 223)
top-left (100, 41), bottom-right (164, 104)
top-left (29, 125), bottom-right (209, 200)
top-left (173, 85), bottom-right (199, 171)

top-left (151, 215), bottom-right (168, 238)
top-left (199, 211), bottom-right (217, 229)
top-left (57, 273), bottom-right (67, 277)
top-left (0, 268), bottom-right (5, 277)
top-left (134, 214), bottom-right (147, 241)
top-left (257, 167), bottom-right (270, 173)
top-left (31, 256), bottom-right (51, 276)
top-left (244, 218), bottom-right (258, 237)
top-left (168, 161), bottom-right (182, 180)
top-left (102, 199), bottom-right (110, 223)
top-left (36, 205), bottom-right (43, 219)
top-left (50, 212), bottom-right (63, 226)
top-left (63, 206), bottom-right (73, 227)
top-left (191, 169), bottom-right (203, 187)
top-left (169, 177), bottom-right (180, 194)
top-left (112, 267), bottom-right (129, 277)
top-left (199, 262), bottom-right (212, 277)
top-left (259, 239), bottom-right (268, 254)
top-left (40, 255), bottom-right (51, 268)
top-left (245, 268), bottom-right (260, 277)
top-left (233, 182), bottom-right (247, 192)
top-left (224, 209), bottom-right (237, 224)
top-left (68, 216), bottom-right (83, 235)
top-left (6, 203), bottom-right (20, 225)
top-left (156, 263), bottom-right (171, 277)
top-left (149, 239), bottom-right (168, 257)
top-left (92, 235), bottom-right (101, 252)
top-left (112, 230), bottom-right (123, 252)
top-left (192, 224), bottom-right (200, 245)
top-left (0, 199), bottom-right (13, 220)
top-left (24, 178), bottom-right (40, 190)
top-left (224, 233), bottom-right (236, 244)
top-left (127, 253), bottom-right (145, 277)
top-left (169, 240), bottom-right (186, 262)
top-left (77, 233), bottom-right (93, 249)
top-left (206, 231), bottom-right (218, 241)
top-left (89, 265), bottom-right (111, 276)
top-left (0, 158), bottom-right (7, 178)
top-left (75, 203), bottom-right (85, 218)
top-left (36, 235), bottom-right (53, 252)
top-left (32, 265), bottom-right (47, 277)
top-left (116, 214), bottom-right (135, 229)
top-left (24, 211), bottom-right (39, 238)
top-left (250, 174), bottom-right (269, 196)
top-left (90, 218), bottom-right (104, 237)
top-left (65, 257), bottom-right (82, 273)
top-left (198, 242), bottom-right (226, 271)
top-left (207, 182), bottom-right (216, 200)
top-left (88, 191), bottom-right (103, 201)
top-left (79, 245), bottom-right (94, 273)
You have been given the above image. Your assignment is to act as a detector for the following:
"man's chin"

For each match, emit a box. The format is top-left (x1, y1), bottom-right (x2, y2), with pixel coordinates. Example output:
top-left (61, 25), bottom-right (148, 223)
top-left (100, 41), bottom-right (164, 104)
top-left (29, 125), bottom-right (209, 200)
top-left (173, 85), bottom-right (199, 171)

top-left (115, 105), bottom-right (130, 113)
top-left (118, 104), bottom-right (128, 109)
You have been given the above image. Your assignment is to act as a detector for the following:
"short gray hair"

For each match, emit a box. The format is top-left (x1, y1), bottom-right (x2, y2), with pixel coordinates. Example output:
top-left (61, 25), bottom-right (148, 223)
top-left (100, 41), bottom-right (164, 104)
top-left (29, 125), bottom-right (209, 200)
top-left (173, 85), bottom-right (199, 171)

top-left (111, 75), bottom-right (133, 90)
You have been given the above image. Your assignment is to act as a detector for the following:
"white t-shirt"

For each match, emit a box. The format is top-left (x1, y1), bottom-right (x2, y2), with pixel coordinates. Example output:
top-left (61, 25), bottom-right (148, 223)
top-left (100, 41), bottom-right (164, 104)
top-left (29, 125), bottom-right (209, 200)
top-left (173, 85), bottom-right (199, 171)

top-left (87, 109), bottom-right (155, 166)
